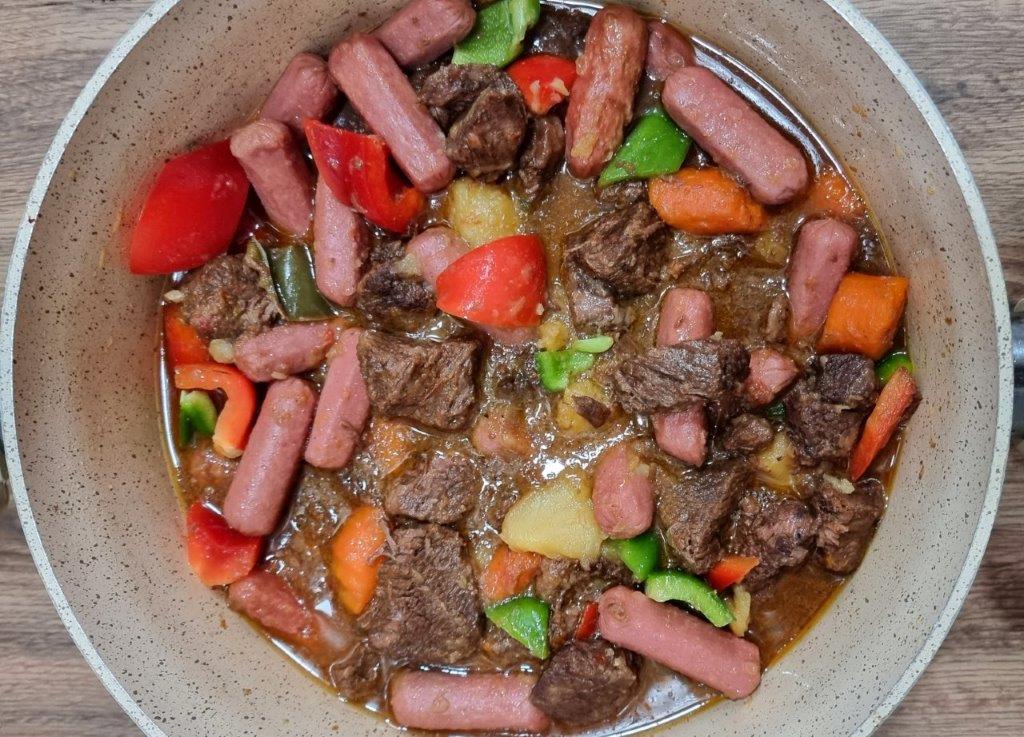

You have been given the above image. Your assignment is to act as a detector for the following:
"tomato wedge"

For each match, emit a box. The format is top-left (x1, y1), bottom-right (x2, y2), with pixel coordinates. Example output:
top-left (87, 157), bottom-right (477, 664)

top-left (436, 234), bottom-right (547, 328)
top-left (129, 140), bottom-right (249, 274)
top-left (173, 363), bottom-right (257, 458)
top-left (186, 503), bottom-right (262, 586)
top-left (304, 120), bottom-right (424, 233)
top-left (507, 54), bottom-right (578, 115)
top-left (163, 304), bottom-right (210, 366)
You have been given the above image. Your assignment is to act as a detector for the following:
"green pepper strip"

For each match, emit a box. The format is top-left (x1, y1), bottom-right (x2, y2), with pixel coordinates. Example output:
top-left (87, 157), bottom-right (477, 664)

top-left (179, 390), bottom-right (217, 446)
top-left (452, 0), bottom-right (541, 67)
top-left (536, 349), bottom-right (595, 392)
top-left (598, 108), bottom-right (692, 188)
top-left (485, 595), bottom-right (550, 659)
top-left (876, 349), bottom-right (913, 385)
top-left (608, 531), bottom-right (660, 582)
top-left (265, 244), bottom-right (337, 320)
top-left (645, 570), bottom-right (734, 628)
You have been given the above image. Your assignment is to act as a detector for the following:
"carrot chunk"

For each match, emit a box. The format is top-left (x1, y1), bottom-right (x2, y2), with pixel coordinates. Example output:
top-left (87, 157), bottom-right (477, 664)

top-left (480, 544), bottom-right (542, 603)
top-left (648, 168), bottom-right (767, 235)
top-left (818, 273), bottom-right (909, 359)
top-left (849, 367), bottom-right (919, 480)
top-left (330, 506), bottom-right (388, 615)
top-left (804, 167), bottom-right (866, 220)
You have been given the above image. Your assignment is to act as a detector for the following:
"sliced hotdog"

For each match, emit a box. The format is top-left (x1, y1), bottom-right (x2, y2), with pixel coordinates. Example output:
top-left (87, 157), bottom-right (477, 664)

top-left (390, 670), bottom-right (549, 733)
top-left (260, 52), bottom-right (338, 133)
top-left (663, 66), bottom-right (809, 205)
top-left (229, 119), bottom-right (314, 236)
top-left (787, 218), bottom-right (859, 340)
top-left (375, 0), bottom-right (476, 68)
top-left (406, 226), bottom-right (469, 288)
top-left (565, 5), bottom-right (648, 178)
top-left (313, 180), bottom-right (370, 307)
top-left (223, 378), bottom-right (317, 536)
top-left (744, 347), bottom-right (798, 406)
top-left (598, 586), bottom-right (762, 699)
top-left (305, 328), bottom-right (370, 469)
top-left (234, 322), bottom-right (335, 382)
top-left (653, 287), bottom-right (714, 465)
top-left (328, 34), bottom-right (454, 192)
top-left (592, 442), bottom-right (654, 539)
top-left (646, 21), bottom-right (695, 81)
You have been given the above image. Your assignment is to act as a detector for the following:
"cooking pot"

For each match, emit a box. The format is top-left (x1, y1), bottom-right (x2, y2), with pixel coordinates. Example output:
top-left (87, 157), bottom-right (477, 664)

top-left (0, 0), bottom-right (1012, 735)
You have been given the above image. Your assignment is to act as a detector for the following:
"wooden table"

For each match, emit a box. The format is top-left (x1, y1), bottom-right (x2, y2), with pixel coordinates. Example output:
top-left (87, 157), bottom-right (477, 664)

top-left (0, 0), bottom-right (1021, 734)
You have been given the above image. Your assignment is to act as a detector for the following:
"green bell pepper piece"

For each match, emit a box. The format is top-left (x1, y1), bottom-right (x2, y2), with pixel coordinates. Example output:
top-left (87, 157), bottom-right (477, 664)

top-left (452, 0), bottom-right (541, 67)
top-left (536, 349), bottom-right (595, 392)
top-left (645, 570), bottom-right (734, 627)
top-left (571, 335), bottom-right (614, 354)
top-left (485, 595), bottom-right (550, 659)
top-left (179, 390), bottom-right (217, 445)
top-left (598, 108), bottom-right (692, 188)
top-left (876, 349), bottom-right (913, 385)
top-left (265, 244), bottom-right (337, 320)
top-left (608, 531), bottom-right (660, 582)
top-left (764, 401), bottom-right (786, 421)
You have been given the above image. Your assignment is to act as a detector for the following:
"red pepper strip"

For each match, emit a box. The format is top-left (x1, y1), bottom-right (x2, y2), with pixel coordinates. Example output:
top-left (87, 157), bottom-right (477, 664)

top-left (849, 367), bottom-right (918, 480)
top-left (507, 54), bottom-right (578, 115)
top-left (706, 555), bottom-right (760, 591)
top-left (304, 120), bottom-right (424, 233)
top-left (185, 503), bottom-right (262, 586)
top-left (129, 140), bottom-right (249, 274)
top-left (163, 304), bottom-right (210, 366)
top-left (574, 601), bottom-right (600, 640)
top-left (436, 234), bottom-right (547, 328)
top-left (174, 363), bottom-right (257, 459)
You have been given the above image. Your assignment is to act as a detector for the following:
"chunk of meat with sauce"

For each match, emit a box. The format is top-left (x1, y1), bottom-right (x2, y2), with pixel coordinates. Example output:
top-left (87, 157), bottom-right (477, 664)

top-left (728, 490), bottom-right (819, 590)
top-left (611, 339), bottom-right (749, 415)
top-left (418, 63), bottom-right (504, 128)
top-left (358, 331), bottom-right (481, 431)
top-left (530, 639), bottom-right (639, 725)
top-left (657, 460), bottom-right (748, 574)
top-left (816, 353), bottom-right (878, 408)
top-left (722, 413), bottom-right (774, 453)
top-left (359, 523), bottom-right (482, 664)
top-left (518, 116), bottom-right (565, 197)
top-left (384, 453), bottom-right (480, 524)
top-left (527, 7), bottom-right (591, 58)
top-left (807, 474), bottom-right (885, 574)
top-left (564, 264), bottom-right (630, 333)
top-left (564, 203), bottom-right (668, 297)
top-left (787, 218), bottom-right (859, 340)
top-left (535, 557), bottom-right (632, 650)
top-left (178, 254), bottom-right (279, 341)
top-left (355, 255), bottom-right (436, 331)
top-left (743, 347), bottom-right (799, 407)
top-left (446, 73), bottom-right (528, 181)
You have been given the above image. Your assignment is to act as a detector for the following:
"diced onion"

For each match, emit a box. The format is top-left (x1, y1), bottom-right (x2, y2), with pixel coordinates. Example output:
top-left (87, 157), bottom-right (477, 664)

top-left (824, 474), bottom-right (856, 494)
top-left (728, 586), bottom-right (752, 637)
top-left (163, 289), bottom-right (184, 303)
top-left (392, 252), bottom-right (422, 278)
top-left (208, 339), bottom-right (235, 364)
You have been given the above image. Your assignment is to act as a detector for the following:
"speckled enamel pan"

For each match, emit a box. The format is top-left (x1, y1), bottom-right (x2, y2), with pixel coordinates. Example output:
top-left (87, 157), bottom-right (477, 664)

top-left (0, 0), bottom-right (1011, 735)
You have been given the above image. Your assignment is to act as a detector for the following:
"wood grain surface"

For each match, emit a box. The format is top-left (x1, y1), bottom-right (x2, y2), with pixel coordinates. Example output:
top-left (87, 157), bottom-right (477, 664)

top-left (0, 1), bottom-right (1021, 735)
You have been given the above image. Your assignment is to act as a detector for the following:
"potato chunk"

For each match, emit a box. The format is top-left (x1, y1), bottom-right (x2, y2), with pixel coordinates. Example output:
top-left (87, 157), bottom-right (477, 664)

top-left (500, 470), bottom-right (606, 561)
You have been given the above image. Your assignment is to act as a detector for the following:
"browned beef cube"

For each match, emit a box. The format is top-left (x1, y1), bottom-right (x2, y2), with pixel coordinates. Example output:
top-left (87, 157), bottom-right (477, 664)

top-left (564, 264), bottom-right (630, 334)
top-left (179, 253), bottom-right (279, 341)
top-left (722, 413), bottom-right (775, 453)
top-left (530, 639), bottom-right (639, 725)
top-left (383, 453), bottom-right (479, 525)
top-left (727, 489), bottom-right (819, 589)
top-left (808, 475), bottom-right (885, 574)
top-left (418, 63), bottom-right (503, 129)
top-left (518, 115), bottom-right (565, 197)
top-left (784, 381), bottom-right (865, 466)
top-left (445, 73), bottom-right (527, 181)
top-left (817, 354), bottom-right (878, 408)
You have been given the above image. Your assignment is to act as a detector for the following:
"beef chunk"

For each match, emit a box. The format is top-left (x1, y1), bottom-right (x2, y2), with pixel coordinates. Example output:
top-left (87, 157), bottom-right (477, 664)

top-left (658, 460), bottom-right (748, 574)
top-left (527, 7), bottom-right (591, 57)
top-left (490, 344), bottom-right (540, 397)
top-left (596, 180), bottom-right (647, 207)
top-left (518, 115), bottom-right (565, 197)
top-left (808, 475), bottom-right (885, 574)
top-left (722, 414), bottom-right (774, 453)
top-left (531, 639), bottom-right (639, 725)
top-left (573, 395), bottom-right (611, 428)
top-left (418, 63), bottom-right (503, 128)
top-left (564, 264), bottom-right (630, 333)
top-left (356, 258), bottom-right (435, 331)
top-left (728, 490), bottom-right (819, 590)
top-left (333, 99), bottom-right (369, 134)
top-left (784, 381), bottom-right (865, 466)
top-left (817, 354), bottom-right (878, 408)
top-left (358, 331), bottom-right (481, 431)
top-left (446, 73), bottom-right (528, 181)
top-left (179, 253), bottom-right (279, 340)
top-left (383, 452), bottom-right (480, 524)
top-left (360, 524), bottom-right (482, 664)
top-left (482, 622), bottom-right (534, 666)
top-left (565, 204), bottom-right (668, 297)
top-left (611, 339), bottom-right (750, 414)
top-left (328, 642), bottom-right (381, 701)
top-left (536, 557), bottom-right (631, 650)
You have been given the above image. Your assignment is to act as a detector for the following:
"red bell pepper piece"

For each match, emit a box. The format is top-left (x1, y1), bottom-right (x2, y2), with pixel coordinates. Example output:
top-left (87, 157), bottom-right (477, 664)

top-left (186, 503), bottom-right (262, 586)
top-left (129, 140), bottom-right (249, 274)
top-left (163, 304), bottom-right (210, 366)
top-left (507, 54), bottom-right (578, 115)
top-left (436, 234), bottom-right (547, 328)
top-left (849, 367), bottom-right (919, 480)
top-left (706, 555), bottom-right (760, 591)
top-left (574, 601), bottom-right (600, 640)
top-left (304, 120), bottom-right (424, 233)
top-left (173, 363), bottom-right (257, 458)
